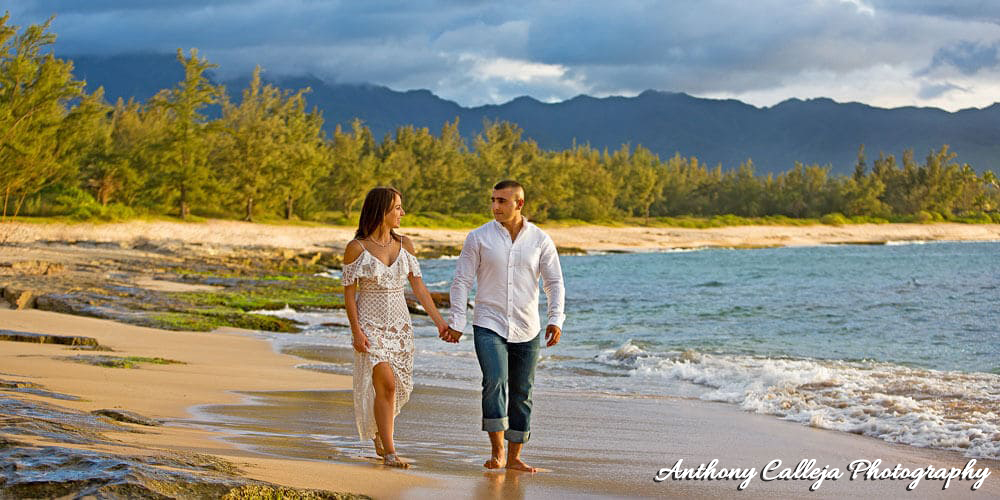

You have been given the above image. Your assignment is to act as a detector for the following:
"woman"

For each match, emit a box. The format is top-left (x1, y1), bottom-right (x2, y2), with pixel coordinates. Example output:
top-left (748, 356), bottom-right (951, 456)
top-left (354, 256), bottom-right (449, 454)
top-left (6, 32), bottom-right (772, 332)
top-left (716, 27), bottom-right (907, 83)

top-left (341, 187), bottom-right (449, 468)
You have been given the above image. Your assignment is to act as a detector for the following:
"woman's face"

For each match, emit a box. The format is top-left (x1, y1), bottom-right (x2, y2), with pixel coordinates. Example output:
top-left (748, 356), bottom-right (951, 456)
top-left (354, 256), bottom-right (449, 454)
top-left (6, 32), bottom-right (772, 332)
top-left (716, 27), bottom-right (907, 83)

top-left (382, 194), bottom-right (404, 229)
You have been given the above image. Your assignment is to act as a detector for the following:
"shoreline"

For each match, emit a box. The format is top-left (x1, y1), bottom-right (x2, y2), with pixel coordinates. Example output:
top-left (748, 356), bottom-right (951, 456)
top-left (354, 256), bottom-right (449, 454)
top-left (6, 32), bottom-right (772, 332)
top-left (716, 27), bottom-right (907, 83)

top-left (2, 308), bottom-right (998, 498)
top-left (0, 308), bottom-right (435, 498)
top-left (2, 222), bottom-right (999, 498)
top-left (3, 219), bottom-right (999, 253)
top-left (159, 362), bottom-right (1000, 499)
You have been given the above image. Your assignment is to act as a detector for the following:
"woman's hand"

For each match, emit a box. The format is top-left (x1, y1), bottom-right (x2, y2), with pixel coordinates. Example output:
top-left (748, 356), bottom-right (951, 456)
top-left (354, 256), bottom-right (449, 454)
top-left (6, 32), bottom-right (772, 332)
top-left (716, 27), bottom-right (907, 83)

top-left (436, 322), bottom-right (450, 340)
top-left (352, 332), bottom-right (370, 353)
top-left (442, 327), bottom-right (463, 344)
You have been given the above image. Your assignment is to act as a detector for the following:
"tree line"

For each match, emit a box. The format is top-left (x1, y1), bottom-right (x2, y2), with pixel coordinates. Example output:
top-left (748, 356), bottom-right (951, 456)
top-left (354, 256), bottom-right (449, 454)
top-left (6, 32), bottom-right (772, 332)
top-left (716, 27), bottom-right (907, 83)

top-left (2, 14), bottom-right (998, 225)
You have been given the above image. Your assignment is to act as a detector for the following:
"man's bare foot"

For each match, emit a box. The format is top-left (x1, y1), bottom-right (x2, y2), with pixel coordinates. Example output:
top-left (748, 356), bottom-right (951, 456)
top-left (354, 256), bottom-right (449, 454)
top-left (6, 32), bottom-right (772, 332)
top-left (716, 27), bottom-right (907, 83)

top-left (383, 453), bottom-right (409, 469)
top-left (506, 457), bottom-right (537, 472)
top-left (484, 449), bottom-right (506, 469)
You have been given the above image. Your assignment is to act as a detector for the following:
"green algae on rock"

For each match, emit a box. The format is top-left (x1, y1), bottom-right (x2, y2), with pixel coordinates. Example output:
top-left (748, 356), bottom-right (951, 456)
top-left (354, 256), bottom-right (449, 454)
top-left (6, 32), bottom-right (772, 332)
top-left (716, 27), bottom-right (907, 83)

top-left (0, 393), bottom-right (368, 499)
top-left (59, 355), bottom-right (186, 369)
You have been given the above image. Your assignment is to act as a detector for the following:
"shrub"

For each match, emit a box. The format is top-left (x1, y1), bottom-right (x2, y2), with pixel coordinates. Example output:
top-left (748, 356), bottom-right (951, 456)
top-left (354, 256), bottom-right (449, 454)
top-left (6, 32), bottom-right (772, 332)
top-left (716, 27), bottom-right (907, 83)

top-left (820, 213), bottom-right (850, 226)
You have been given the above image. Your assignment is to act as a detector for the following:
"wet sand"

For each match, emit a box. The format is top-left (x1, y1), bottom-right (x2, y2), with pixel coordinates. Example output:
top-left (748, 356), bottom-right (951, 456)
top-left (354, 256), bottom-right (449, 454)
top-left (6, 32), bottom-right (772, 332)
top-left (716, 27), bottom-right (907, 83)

top-left (2, 308), bottom-right (996, 498)
top-left (192, 348), bottom-right (1000, 499)
top-left (0, 308), bottom-right (435, 498)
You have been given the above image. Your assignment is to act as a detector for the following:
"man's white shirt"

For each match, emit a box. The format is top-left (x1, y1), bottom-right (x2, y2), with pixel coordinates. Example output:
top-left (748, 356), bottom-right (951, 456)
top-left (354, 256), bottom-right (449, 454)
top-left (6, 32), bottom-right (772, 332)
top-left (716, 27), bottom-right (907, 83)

top-left (449, 219), bottom-right (565, 342)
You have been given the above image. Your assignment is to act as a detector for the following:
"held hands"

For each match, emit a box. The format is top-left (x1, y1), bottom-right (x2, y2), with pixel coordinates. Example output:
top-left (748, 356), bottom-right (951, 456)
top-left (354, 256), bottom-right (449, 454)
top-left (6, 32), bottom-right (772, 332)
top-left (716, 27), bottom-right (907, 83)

top-left (435, 322), bottom-right (458, 343)
top-left (439, 326), bottom-right (462, 343)
top-left (545, 325), bottom-right (562, 347)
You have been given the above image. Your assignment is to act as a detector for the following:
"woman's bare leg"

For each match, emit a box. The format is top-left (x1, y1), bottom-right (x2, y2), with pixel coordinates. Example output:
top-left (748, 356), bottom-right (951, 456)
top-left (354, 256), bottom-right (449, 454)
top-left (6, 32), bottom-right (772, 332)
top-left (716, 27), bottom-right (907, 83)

top-left (372, 362), bottom-right (407, 468)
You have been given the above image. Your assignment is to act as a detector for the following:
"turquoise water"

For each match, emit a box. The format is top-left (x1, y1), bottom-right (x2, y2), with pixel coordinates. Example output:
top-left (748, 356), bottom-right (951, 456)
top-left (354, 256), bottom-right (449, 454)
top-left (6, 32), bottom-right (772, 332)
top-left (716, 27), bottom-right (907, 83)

top-left (538, 241), bottom-right (999, 373)
top-left (263, 241), bottom-right (1000, 458)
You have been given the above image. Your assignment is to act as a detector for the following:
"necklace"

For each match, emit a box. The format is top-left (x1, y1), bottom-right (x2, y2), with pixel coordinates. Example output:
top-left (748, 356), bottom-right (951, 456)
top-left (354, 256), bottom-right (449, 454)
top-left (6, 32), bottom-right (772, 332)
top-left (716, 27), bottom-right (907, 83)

top-left (368, 235), bottom-right (393, 247)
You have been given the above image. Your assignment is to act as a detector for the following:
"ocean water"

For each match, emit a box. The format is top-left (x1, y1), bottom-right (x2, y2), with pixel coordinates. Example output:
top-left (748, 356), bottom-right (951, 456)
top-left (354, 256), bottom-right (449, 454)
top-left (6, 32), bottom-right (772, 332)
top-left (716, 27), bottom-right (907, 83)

top-left (260, 241), bottom-right (1000, 460)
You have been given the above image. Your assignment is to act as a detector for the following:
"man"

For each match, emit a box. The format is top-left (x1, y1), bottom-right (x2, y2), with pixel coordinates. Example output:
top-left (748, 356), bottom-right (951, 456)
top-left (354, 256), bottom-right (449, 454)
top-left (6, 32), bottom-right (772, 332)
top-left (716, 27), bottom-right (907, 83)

top-left (444, 180), bottom-right (565, 472)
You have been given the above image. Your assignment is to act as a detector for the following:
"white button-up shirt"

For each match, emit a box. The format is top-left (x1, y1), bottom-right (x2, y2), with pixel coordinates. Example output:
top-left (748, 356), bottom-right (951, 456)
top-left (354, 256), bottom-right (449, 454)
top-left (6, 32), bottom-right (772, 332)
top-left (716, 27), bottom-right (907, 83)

top-left (449, 219), bottom-right (565, 342)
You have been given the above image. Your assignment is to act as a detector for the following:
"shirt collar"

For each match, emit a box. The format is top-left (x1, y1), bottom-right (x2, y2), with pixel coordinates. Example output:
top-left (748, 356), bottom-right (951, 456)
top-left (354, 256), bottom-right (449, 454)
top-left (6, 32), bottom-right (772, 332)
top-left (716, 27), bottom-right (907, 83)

top-left (492, 217), bottom-right (532, 237)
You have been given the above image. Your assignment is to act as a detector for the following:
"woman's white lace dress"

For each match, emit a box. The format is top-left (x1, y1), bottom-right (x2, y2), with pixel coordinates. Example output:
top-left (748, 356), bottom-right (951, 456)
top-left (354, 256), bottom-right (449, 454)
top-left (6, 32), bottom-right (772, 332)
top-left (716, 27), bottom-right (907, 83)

top-left (342, 245), bottom-right (421, 440)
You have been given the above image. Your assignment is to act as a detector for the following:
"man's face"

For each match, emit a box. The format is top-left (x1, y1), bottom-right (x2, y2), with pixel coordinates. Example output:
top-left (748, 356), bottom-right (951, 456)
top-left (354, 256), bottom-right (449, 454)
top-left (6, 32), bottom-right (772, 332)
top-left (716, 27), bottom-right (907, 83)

top-left (491, 187), bottom-right (523, 223)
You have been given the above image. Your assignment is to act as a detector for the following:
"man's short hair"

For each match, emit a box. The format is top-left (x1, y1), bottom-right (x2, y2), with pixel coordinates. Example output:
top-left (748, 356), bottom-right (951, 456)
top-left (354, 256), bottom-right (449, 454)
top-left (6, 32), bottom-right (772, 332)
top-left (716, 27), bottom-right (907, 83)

top-left (493, 180), bottom-right (524, 199)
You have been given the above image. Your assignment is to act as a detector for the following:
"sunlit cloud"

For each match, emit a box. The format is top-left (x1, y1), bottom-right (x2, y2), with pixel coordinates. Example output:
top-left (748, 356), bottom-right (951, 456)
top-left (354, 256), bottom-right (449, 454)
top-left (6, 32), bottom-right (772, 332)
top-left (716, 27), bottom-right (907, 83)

top-left (465, 55), bottom-right (567, 83)
top-left (6, 0), bottom-right (1000, 110)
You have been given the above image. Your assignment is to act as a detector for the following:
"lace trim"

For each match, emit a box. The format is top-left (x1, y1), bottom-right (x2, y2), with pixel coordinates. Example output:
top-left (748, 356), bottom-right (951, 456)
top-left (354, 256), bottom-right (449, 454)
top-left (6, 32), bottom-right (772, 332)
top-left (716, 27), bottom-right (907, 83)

top-left (341, 247), bottom-right (421, 287)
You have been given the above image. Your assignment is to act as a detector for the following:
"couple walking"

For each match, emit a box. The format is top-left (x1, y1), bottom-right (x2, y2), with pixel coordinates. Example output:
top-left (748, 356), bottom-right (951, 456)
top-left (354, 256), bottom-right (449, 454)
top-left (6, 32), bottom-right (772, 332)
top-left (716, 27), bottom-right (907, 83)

top-left (341, 180), bottom-right (566, 471)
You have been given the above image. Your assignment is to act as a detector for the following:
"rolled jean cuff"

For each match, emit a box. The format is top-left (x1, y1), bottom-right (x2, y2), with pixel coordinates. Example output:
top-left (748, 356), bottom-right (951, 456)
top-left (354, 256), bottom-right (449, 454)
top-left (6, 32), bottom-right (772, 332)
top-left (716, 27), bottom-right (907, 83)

top-left (505, 429), bottom-right (530, 443)
top-left (483, 417), bottom-right (508, 432)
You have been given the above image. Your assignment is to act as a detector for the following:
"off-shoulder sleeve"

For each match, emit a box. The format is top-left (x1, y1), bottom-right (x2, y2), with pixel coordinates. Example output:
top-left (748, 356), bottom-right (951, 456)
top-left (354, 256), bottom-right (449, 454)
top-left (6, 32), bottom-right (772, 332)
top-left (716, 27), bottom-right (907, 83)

top-left (341, 253), bottom-right (365, 286)
top-left (405, 251), bottom-right (422, 278)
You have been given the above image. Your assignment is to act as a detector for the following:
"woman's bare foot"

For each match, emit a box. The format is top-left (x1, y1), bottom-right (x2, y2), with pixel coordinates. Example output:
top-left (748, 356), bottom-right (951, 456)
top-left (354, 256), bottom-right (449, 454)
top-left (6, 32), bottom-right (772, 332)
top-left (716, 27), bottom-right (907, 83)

top-left (372, 434), bottom-right (385, 457)
top-left (484, 449), bottom-right (506, 469)
top-left (383, 453), bottom-right (409, 469)
top-left (506, 457), bottom-right (537, 473)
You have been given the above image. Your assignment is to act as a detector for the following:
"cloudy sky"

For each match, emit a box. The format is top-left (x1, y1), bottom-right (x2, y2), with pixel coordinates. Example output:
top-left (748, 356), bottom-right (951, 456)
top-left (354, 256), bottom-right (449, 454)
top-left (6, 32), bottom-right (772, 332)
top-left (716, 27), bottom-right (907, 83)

top-left (6, 0), bottom-right (1000, 110)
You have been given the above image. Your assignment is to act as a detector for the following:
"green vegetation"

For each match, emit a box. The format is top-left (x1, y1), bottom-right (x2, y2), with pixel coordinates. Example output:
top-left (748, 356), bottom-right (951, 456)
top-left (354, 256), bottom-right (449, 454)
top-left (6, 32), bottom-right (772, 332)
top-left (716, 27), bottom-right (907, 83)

top-left (151, 270), bottom-right (342, 332)
top-left (63, 355), bottom-right (185, 369)
top-left (2, 15), bottom-right (998, 228)
top-left (148, 311), bottom-right (301, 333)
top-left (171, 285), bottom-right (343, 311)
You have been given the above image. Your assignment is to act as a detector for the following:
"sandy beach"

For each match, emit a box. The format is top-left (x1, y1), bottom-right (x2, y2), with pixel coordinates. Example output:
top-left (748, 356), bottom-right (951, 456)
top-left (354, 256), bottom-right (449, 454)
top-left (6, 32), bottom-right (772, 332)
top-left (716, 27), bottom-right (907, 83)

top-left (4, 219), bottom-right (1000, 253)
top-left (0, 307), bottom-right (440, 498)
top-left (2, 307), bottom-right (997, 498)
top-left (2, 220), bottom-right (998, 498)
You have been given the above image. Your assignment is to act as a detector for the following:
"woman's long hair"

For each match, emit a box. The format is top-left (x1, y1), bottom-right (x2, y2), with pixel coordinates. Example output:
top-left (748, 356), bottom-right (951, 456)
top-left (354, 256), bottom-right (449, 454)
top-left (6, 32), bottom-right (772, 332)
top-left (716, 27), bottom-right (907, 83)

top-left (355, 187), bottom-right (402, 241)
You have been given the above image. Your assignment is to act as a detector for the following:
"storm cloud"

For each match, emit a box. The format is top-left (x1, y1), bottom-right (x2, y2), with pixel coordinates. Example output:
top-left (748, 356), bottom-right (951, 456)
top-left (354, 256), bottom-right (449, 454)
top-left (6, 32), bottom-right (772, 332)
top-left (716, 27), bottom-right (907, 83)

top-left (5, 0), bottom-right (1000, 110)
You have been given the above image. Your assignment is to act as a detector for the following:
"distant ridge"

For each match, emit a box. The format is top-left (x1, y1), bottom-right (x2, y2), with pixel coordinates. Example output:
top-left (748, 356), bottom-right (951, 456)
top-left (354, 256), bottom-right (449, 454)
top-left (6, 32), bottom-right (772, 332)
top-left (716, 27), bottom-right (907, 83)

top-left (69, 53), bottom-right (1000, 175)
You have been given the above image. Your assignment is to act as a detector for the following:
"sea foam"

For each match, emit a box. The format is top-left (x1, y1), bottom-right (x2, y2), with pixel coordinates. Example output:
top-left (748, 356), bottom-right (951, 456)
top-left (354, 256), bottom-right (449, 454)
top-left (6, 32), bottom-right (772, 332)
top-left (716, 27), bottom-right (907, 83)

top-left (598, 340), bottom-right (1000, 459)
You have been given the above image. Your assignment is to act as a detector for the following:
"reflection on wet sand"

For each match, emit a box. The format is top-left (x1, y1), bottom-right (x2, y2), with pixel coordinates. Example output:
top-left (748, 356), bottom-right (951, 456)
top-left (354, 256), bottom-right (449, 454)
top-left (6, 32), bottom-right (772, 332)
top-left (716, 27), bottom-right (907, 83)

top-left (187, 382), bottom-right (1000, 498)
top-left (477, 470), bottom-right (524, 500)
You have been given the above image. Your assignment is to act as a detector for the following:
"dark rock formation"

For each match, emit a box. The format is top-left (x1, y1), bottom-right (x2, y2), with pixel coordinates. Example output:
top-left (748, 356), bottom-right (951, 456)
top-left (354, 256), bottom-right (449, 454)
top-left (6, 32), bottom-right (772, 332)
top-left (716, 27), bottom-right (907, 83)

top-left (0, 394), bottom-right (368, 499)
top-left (0, 329), bottom-right (100, 347)
top-left (91, 409), bottom-right (162, 426)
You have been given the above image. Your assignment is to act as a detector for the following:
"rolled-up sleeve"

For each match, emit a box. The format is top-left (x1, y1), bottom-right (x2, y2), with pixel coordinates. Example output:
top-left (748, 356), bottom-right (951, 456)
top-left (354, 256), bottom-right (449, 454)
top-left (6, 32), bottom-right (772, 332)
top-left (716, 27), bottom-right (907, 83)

top-left (539, 235), bottom-right (565, 329)
top-left (449, 232), bottom-right (479, 331)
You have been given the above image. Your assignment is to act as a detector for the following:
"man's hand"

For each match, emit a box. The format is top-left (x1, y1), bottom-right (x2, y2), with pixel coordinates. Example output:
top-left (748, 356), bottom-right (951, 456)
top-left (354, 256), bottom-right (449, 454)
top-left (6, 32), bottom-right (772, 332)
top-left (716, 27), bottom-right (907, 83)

top-left (443, 327), bottom-right (463, 343)
top-left (545, 325), bottom-right (561, 347)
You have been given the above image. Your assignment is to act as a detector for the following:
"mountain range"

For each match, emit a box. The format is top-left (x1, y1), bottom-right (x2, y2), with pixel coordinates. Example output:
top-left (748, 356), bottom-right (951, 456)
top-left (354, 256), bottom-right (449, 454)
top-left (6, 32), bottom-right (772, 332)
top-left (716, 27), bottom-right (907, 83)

top-left (69, 53), bottom-right (1000, 175)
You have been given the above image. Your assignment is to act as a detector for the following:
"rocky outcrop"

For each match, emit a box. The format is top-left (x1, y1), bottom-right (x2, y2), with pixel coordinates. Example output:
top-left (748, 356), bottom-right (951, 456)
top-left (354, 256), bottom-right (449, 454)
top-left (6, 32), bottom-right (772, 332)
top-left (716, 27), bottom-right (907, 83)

top-left (0, 394), bottom-right (368, 499)
top-left (1, 285), bottom-right (37, 309)
top-left (0, 329), bottom-right (100, 348)
top-left (91, 409), bottom-right (162, 426)
top-left (403, 290), bottom-right (452, 315)
top-left (0, 260), bottom-right (65, 276)
top-left (0, 242), bottom-right (343, 332)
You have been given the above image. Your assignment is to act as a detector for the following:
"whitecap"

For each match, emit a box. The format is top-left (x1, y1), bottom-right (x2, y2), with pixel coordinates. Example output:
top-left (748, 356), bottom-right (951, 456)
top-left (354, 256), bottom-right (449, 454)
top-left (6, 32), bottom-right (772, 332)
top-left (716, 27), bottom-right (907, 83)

top-left (614, 350), bottom-right (1000, 459)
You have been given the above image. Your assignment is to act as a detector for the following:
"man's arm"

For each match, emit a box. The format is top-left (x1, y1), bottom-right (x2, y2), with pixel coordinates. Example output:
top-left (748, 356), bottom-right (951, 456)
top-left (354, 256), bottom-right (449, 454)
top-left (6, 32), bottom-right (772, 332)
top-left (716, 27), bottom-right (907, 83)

top-left (539, 235), bottom-right (565, 346)
top-left (448, 231), bottom-right (479, 336)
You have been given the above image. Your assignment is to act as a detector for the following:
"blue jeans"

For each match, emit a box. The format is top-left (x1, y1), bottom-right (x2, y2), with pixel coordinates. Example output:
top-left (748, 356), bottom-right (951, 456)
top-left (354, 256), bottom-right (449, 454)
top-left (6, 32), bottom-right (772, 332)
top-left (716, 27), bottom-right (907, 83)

top-left (473, 325), bottom-right (541, 443)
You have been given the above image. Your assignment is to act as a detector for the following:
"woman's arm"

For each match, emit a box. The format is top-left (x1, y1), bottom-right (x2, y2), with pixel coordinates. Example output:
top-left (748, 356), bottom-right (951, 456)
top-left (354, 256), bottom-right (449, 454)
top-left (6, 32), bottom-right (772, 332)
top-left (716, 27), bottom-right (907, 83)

top-left (343, 240), bottom-right (368, 353)
top-left (402, 237), bottom-right (448, 334)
